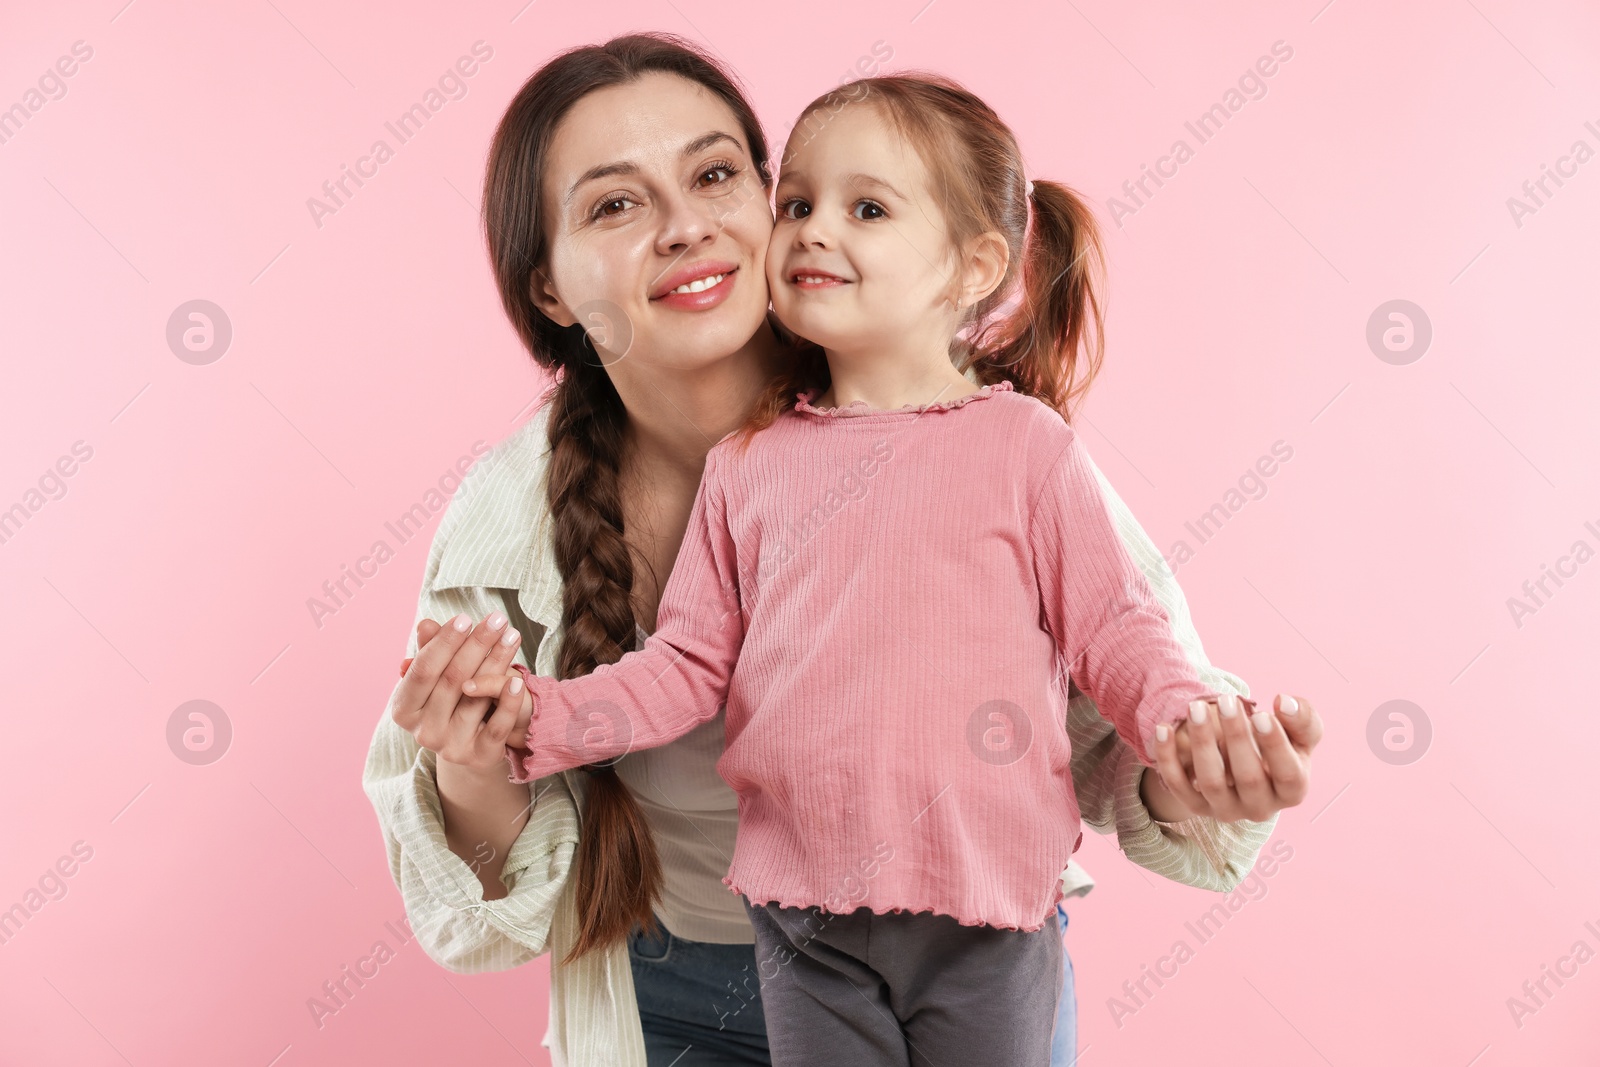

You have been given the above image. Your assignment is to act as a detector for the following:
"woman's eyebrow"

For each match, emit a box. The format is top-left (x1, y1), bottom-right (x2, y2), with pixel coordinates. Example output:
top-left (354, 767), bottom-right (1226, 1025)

top-left (564, 131), bottom-right (745, 206)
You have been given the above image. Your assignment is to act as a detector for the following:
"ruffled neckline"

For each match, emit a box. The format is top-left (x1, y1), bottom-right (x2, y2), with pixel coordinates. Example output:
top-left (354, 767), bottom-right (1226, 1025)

top-left (794, 379), bottom-right (1013, 418)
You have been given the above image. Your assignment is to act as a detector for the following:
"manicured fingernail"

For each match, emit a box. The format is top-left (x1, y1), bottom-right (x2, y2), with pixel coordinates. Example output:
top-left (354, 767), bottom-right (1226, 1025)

top-left (1218, 695), bottom-right (1237, 718)
top-left (1278, 693), bottom-right (1298, 714)
top-left (501, 627), bottom-right (519, 646)
top-left (1156, 723), bottom-right (1169, 742)
top-left (486, 611), bottom-right (507, 631)
top-left (452, 613), bottom-right (470, 632)
top-left (462, 679), bottom-right (477, 694)
top-left (1253, 710), bottom-right (1272, 734)
top-left (1191, 702), bottom-right (1207, 725)
top-left (509, 676), bottom-right (523, 694)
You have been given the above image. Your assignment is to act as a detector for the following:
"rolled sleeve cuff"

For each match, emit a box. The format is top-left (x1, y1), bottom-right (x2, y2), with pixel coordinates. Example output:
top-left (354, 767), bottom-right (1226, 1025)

top-left (1109, 738), bottom-right (1278, 891)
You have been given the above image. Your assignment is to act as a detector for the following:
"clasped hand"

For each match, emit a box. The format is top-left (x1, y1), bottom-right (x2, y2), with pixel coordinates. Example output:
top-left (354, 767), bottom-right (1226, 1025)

top-left (1147, 693), bottom-right (1322, 822)
top-left (392, 613), bottom-right (1322, 827)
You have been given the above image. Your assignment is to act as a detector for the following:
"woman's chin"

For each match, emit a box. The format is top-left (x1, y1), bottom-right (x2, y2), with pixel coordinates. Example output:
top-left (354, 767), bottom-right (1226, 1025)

top-left (641, 317), bottom-right (762, 370)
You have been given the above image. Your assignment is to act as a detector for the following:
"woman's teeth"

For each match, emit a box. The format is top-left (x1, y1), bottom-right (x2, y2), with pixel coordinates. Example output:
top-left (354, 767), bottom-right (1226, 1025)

top-left (672, 273), bottom-right (726, 294)
top-left (795, 275), bottom-right (838, 284)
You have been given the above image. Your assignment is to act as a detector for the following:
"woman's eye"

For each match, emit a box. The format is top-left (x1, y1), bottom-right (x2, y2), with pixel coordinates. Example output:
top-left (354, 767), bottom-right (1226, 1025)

top-left (696, 162), bottom-right (738, 188)
top-left (592, 196), bottom-right (637, 220)
top-left (778, 198), bottom-right (811, 220)
top-left (853, 200), bottom-right (886, 221)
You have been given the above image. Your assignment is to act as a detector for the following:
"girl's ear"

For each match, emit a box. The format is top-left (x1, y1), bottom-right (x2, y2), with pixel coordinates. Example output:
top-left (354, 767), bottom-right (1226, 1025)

top-left (530, 268), bottom-right (576, 327)
top-left (958, 230), bottom-right (1010, 310)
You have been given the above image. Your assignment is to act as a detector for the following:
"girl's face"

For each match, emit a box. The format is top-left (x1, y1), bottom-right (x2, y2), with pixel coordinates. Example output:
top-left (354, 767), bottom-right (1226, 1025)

top-left (766, 103), bottom-right (962, 360)
top-left (534, 72), bottom-right (774, 372)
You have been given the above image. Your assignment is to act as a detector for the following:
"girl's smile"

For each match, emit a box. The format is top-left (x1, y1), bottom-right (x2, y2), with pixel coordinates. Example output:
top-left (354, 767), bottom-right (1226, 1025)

top-left (787, 267), bottom-right (850, 290)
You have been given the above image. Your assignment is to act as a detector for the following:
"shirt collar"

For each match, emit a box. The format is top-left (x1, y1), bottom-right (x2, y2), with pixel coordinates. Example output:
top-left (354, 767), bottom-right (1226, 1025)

top-left (430, 402), bottom-right (564, 640)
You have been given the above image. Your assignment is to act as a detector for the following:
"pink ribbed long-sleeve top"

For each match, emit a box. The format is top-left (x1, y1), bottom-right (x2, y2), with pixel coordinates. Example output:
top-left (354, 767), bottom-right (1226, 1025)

top-left (507, 380), bottom-right (1216, 932)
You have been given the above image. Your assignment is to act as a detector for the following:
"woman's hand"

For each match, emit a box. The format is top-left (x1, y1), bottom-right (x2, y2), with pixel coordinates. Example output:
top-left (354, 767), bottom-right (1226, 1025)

top-left (458, 669), bottom-right (535, 745)
top-left (1150, 692), bottom-right (1322, 822)
top-left (389, 611), bottom-right (528, 776)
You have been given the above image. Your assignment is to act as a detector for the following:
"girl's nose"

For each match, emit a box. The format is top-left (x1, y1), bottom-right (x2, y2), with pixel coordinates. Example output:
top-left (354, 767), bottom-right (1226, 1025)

top-left (794, 210), bottom-right (834, 249)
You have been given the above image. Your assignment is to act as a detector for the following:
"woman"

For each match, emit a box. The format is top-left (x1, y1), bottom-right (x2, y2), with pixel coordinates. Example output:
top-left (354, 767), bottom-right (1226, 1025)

top-left (363, 33), bottom-right (1319, 1067)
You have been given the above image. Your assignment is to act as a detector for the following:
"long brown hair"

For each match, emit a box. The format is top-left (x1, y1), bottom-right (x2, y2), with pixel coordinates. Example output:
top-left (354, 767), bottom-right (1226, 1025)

top-left (735, 73), bottom-right (1108, 445)
top-left (480, 33), bottom-right (774, 965)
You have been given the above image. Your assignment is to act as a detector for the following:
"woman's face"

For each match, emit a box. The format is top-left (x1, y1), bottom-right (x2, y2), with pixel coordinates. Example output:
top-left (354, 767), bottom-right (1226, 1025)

top-left (534, 71), bottom-right (775, 373)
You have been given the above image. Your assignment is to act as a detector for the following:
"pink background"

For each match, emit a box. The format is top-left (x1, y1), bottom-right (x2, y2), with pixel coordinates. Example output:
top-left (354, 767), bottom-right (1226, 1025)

top-left (3, 1), bottom-right (1597, 1063)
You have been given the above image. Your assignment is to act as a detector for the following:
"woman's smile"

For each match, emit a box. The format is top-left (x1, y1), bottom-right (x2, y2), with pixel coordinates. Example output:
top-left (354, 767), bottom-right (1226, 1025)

top-left (650, 262), bottom-right (740, 311)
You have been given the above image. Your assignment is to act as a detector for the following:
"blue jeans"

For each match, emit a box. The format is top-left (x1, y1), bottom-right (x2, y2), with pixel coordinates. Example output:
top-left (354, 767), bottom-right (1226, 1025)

top-left (628, 909), bottom-right (1080, 1066)
top-left (1051, 904), bottom-right (1079, 1066)
top-left (629, 916), bottom-right (772, 1066)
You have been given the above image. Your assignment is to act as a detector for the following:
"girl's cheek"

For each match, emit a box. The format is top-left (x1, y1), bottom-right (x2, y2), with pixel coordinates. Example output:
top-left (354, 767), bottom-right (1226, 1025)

top-left (763, 234), bottom-right (785, 288)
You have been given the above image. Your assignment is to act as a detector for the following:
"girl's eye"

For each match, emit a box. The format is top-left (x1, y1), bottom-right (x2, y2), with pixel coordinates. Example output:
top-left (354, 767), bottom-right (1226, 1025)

top-left (591, 195), bottom-right (637, 220)
top-left (853, 200), bottom-right (886, 221)
top-left (777, 197), bottom-right (811, 220)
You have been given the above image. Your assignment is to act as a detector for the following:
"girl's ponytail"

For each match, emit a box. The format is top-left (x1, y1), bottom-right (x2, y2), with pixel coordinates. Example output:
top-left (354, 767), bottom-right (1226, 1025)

top-left (971, 179), bottom-right (1107, 422)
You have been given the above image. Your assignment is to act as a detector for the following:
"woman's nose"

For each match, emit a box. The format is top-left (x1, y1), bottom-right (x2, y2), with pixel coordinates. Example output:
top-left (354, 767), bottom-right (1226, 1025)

top-left (654, 189), bottom-right (719, 253)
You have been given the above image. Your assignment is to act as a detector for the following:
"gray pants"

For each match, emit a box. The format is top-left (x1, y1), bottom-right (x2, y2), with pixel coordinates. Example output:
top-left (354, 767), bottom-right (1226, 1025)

top-left (741, 896), bottom-right (1062, 1067)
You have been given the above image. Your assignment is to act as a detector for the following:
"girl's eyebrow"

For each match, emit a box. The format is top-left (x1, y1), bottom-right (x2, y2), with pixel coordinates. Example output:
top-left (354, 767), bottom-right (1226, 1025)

top-left (844, 173), bottom-right (908, 201)
top-left (564, 131), bottom-right (745, 206)
top-left (775, 170), bottom-right (908, 202)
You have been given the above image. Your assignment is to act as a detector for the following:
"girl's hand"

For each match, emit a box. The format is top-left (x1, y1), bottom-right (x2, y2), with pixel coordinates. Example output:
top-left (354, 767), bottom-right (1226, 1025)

top-left (1152, 693), bottom-right (1322, 822)
top-left (388, 612), bottom-right (526, 776)
top-left (459, 670), bottom-right (535, 745)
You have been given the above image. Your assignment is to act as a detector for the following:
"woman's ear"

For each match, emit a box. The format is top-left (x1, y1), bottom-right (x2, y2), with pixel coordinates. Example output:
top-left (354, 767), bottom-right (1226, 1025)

top-left (530, 269), bottom-right (576, 327)
top-left (959, 230), bottom-right (1010, 310)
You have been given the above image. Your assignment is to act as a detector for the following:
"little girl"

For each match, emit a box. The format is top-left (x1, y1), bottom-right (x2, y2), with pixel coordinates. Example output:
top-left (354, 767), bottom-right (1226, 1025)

top-left (477, 74), bottom-right (1252, 1065)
